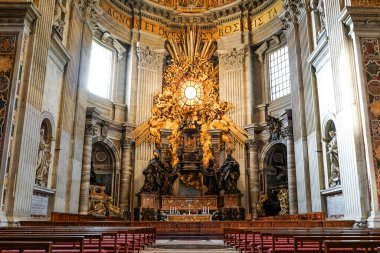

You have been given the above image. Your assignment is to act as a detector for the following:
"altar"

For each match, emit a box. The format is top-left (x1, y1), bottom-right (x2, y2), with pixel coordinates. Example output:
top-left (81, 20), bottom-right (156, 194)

top-left (161, 196), bottom-right (218, 211)
top-left (167, 214), bottom-right (212, 222)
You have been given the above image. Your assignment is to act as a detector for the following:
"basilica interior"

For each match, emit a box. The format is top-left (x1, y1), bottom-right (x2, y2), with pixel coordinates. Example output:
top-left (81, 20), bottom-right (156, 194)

top-left (1, 0), bottom-right (380, 251)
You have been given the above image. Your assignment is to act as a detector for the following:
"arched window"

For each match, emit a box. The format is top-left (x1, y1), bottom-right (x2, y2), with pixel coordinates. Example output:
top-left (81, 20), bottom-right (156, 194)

top-left (87, 40), bottom-right (114, 99)
top-left (269, 45), bottom-right (290, 101)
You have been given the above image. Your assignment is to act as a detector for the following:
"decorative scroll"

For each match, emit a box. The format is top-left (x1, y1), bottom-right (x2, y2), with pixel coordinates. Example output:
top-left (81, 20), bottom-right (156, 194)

top-left (0, 35), bottom-right (16, 158)
top-left (361, 38), bottom-right (380, 204)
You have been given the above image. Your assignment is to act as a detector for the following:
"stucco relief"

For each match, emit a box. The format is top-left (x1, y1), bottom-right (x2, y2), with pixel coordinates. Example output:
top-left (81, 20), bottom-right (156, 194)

top-left (53, 0), bottom-right (67, 36)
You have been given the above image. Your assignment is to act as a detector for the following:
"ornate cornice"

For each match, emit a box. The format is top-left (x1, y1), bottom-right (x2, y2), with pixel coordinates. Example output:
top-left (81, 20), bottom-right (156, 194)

top-left (219, 47), bottom-right (246, 71)
top-left (340, 6), bottom-right (380, 37)
top-left (75, 0), bottom-right (103, 28)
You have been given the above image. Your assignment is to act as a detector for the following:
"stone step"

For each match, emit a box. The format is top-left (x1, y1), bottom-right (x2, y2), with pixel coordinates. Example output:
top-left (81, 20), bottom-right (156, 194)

top-left (156, 233), bottom-right (223, 240)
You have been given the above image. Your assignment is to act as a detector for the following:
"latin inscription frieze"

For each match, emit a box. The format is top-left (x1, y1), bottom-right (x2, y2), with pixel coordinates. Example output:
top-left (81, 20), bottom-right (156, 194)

top-left (99, 0), bottom-right (282, 40)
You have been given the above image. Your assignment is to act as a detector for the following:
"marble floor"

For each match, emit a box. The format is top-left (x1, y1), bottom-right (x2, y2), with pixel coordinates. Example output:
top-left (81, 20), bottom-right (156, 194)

top-left (141, 240), bottom-right (236, 253)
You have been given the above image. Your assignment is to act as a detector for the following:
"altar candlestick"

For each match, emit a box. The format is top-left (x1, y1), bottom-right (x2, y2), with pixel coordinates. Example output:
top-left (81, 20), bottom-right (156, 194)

top-left (207, 207), bottom-right (209, 214)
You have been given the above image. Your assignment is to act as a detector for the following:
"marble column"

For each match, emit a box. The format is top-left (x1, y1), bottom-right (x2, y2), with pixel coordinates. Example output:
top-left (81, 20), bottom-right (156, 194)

top-left (120, 135), bottom-right (133, 211)
top-left (248, 140), bottom-right (259, 220)
top-left (281, 110), bottom-right (298, 214)
top-left (79, 124), bottom-right (96, 214)
top-left (245, 125), bottom-right (259, 220)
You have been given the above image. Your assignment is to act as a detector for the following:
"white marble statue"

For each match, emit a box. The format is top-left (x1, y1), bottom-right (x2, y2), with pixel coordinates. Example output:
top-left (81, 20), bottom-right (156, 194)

top-left (322, 130), bottom-right (340, 187)
top-left (35, 127), bottom-right (51, 187)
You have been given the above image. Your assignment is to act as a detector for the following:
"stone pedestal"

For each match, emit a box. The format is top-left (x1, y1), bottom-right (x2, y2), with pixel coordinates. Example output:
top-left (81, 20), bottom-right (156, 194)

top-left (137, 192), bottom-right (161, 210)
top-left (321, 187), bottom-right (344, 219)
top-left (221, 193), bottom-right (242, 208)
top-left (31, 185), bottom-right (55, 218)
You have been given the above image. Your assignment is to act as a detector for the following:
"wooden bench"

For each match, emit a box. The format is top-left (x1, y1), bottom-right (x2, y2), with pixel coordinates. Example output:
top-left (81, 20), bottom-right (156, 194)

top-left (0, 241), bottom-right (53, 253)
top-left (0, 226), bottom-right (154, 253)
top-left (294, 236), bottom-right (380, 253)
top-left (324, 240), bottom-right (380, 253)
top-left (0, 235), bottom-right (84, 253)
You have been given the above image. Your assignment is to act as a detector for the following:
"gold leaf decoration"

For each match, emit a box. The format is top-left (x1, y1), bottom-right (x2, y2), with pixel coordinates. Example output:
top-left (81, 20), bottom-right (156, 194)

top-left (370, 100), bottom-right (380, 116)
top-left (132, 26), bottom-right (247, 167)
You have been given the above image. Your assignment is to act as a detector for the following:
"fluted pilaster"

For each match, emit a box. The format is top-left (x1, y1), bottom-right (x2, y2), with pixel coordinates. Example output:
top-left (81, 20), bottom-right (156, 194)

top-left (79, 125), bottom-right (96, 214)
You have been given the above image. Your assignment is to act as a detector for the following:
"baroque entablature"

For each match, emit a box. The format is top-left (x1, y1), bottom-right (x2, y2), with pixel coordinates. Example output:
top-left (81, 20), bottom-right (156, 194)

top-left (106, 0), bottom-right (278, 26)
top-left (98, 0), bottom-right (282, 41)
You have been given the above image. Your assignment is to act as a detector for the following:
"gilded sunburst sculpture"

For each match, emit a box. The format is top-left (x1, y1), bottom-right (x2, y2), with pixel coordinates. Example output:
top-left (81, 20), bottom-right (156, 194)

top-left (132, 26), bottom-right (247, 167)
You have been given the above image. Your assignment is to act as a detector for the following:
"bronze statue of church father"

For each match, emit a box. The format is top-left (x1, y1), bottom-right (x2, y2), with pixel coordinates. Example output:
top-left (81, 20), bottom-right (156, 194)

top-left (137, 121), bottom-right (244, 221)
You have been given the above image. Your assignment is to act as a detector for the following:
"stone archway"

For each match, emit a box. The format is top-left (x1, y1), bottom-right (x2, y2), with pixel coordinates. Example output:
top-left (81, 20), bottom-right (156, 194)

top-left (261, 142), bottom-right (288, 216)
top-left (91, 141), bottom-right (117, 201)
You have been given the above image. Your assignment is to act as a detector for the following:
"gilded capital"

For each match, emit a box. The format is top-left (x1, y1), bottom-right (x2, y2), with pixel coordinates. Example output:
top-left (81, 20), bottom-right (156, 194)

top-left (136, 44), bottom-right (163, 68)
top-left (280, 0), bottom-right (305, 29)
top-left (85, 124), bottom-right (97, 136)
top-left (74, 0), bottom-right (102, 28)
top-left (121, 138), bottom-right (133, 149)
top-left (219, 47), bottom-right (246, 71)
top-left (282, 126), bottom-right (294, 139)
top-left (247, 139), bottom-right (259, 150)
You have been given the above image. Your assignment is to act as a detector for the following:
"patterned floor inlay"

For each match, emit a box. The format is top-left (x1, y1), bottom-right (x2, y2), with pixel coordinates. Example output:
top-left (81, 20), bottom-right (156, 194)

top-left (141, 240), bottom-right (236, 252)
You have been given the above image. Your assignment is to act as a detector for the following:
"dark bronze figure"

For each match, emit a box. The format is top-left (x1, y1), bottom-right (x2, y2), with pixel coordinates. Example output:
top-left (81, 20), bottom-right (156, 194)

top-left (218, 147), bottom-right (240, 193)
top-left (202, 159), bottom-right (219, 195)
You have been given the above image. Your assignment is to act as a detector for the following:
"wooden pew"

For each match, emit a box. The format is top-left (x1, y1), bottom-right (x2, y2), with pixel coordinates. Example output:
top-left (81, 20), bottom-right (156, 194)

top-left (0, 235), bottom-right (84, 253)
top-left (324, 240), bottom-right (380, 253)
top-left (294, 236), bottom-right (380, 253)
top-left (0, 226), bottom-right (154, 253)
top-left (0, 241), bottom-right (53, 253)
